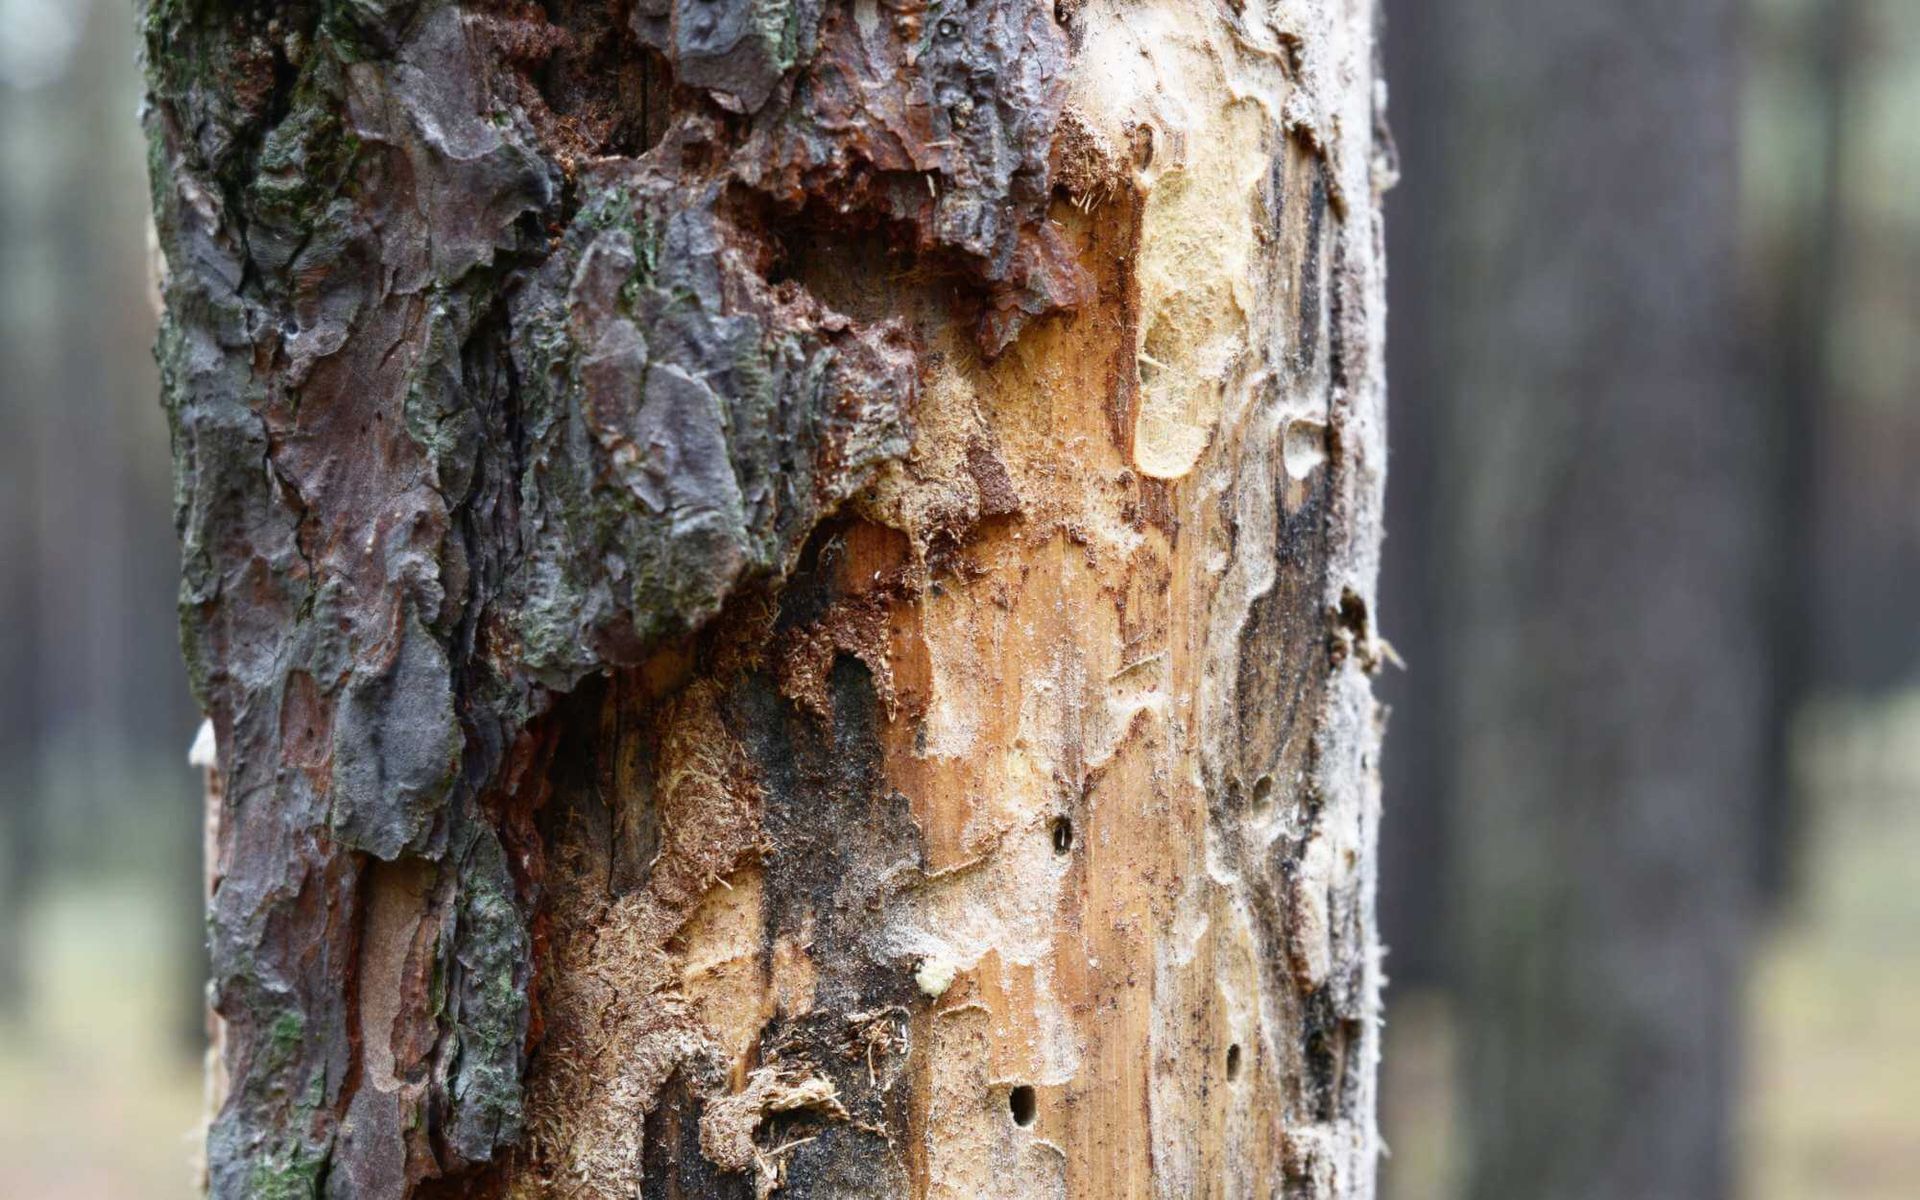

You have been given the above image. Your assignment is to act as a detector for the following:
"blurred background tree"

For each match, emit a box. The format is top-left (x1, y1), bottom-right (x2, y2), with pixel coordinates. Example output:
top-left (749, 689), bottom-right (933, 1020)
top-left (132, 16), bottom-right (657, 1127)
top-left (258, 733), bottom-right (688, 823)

top-left (1379, 1), bottom-right (1920, 1198)
top-left (0, 1), bottom-right (206, 1192)
top-left (1402, 1), bottom-right (1767, 1196)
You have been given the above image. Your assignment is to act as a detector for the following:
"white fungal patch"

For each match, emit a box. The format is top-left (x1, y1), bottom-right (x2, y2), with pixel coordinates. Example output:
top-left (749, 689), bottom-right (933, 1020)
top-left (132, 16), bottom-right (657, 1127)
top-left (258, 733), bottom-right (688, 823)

top-left (188, 717), bottom-right (218, 769)
top-left (1284, 419), bottom-right (1329, 480)
top-left (1290, 832), bottom-right (1336, 988)
top-left (916, 954), bottom-right (959, 998)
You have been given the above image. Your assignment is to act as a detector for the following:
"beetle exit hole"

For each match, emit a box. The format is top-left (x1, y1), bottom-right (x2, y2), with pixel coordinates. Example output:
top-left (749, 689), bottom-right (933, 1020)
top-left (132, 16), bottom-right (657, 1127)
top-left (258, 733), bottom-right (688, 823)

top-left (1051, 815), bottom-right (1073, 855)
top-left (1009, 1085), bottom-right (1038, 1127)
top-left (1226, 1043), bottom-right (1243, 1081)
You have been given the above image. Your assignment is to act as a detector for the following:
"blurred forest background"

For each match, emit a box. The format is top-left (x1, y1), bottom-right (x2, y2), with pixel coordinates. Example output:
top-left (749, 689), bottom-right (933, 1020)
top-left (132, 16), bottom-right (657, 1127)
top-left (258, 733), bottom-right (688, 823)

top-left (0, 0), bottom-right (1914, 1196)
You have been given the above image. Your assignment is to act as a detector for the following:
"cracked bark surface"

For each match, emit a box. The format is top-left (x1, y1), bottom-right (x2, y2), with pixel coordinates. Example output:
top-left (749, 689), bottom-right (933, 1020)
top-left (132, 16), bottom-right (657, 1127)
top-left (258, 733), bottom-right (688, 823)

top-left (141, 1), bottom-right (1389, 1195)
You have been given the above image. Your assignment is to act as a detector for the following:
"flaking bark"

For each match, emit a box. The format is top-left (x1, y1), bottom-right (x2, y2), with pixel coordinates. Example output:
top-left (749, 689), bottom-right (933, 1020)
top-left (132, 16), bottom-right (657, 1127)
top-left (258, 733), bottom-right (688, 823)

top-left (142, 1), bottom-right (1390, 1196)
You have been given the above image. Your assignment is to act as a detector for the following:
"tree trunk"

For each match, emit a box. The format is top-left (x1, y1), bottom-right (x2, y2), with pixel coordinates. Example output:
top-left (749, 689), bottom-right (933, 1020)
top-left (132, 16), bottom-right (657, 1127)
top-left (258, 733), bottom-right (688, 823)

top-left (1373, 0), bottom-right (1447, 994)
top-left (1755, 0), bottom-right (1857, 910)
top-left (1436, 3), bottom-right (1764, 1198)
top-left (141, 1), bottom-right (1390, 1196)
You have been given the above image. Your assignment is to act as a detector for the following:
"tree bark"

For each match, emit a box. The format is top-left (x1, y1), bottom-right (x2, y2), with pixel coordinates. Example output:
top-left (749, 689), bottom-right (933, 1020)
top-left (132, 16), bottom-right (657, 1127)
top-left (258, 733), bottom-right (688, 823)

top-left (141, 1), bottom-right (1390, 1196)
top-left (1435, 3), bottom-right (1763, 1198)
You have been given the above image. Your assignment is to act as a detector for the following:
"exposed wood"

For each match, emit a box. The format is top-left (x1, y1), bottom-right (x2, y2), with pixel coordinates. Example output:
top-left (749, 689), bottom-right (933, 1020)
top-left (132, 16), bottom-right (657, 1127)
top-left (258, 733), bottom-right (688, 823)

top-left (141, 1), bottom-right (1390, 1196)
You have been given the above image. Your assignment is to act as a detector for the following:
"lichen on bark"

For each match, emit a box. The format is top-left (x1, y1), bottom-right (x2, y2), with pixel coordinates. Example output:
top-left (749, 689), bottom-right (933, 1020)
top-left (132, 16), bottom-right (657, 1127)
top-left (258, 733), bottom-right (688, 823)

top-left (142, 0), bottom-right (1082, 1194)
top-left (145, 0), bottom-right (1389, 1196)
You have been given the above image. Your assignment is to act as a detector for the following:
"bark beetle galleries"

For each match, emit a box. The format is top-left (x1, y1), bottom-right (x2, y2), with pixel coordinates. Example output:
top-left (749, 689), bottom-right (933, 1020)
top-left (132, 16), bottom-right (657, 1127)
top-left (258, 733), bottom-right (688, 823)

top-left (142, 0), bottom-right (1388, 1196)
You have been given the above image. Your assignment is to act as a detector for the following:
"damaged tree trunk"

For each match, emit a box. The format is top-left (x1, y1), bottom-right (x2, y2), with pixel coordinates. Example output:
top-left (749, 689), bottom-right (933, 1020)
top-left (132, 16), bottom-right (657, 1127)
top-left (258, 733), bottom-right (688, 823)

top-left (141, 1), bottom-right (1390, 1196)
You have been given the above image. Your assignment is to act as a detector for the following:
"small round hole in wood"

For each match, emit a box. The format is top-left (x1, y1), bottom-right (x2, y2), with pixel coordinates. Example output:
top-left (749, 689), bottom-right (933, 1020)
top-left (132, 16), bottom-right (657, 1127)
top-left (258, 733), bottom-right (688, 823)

top-left (1009, 1085), bottom-right (1038, 1127)
top-left (1251, 775), bottom-right (1275, 813)
top-left (1226, 1043), bottom-right (1243, 1081)
top-left (1051, 816), bottom-right (1073, 855)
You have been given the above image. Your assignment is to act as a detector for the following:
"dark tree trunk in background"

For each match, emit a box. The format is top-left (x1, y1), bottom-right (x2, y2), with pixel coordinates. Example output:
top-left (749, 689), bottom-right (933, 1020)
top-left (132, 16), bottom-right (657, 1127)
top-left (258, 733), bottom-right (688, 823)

top-left (1435, 2), bottom-right (1766, 1199)
top-left (1750, 0), bottom-right (1858, 912)
top-left (1801, 0), bottom-right (1920, 702)
top-left (0, 440), bottom-right (36, 1019)
top-left (0, 3), bottom-right (200, 1025)
top-left (140, 2), bottom-right (1392, 1196)
top-left (1375, 0), bottom-right (1448, 995)
top-left (0, 259), bottom-right (40, 1015)
top-left (0, 50), bottom-right (57, 1023)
